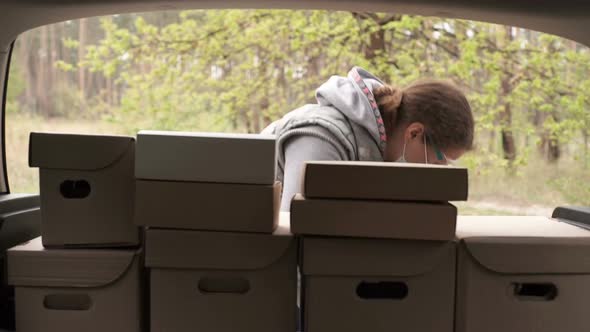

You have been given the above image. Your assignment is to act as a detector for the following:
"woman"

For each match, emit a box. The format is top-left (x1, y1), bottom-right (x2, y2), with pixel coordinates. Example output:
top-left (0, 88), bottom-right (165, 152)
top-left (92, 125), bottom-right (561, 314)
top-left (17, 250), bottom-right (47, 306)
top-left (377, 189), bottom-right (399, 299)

top-left (263, 67), bottom-right (474, 211)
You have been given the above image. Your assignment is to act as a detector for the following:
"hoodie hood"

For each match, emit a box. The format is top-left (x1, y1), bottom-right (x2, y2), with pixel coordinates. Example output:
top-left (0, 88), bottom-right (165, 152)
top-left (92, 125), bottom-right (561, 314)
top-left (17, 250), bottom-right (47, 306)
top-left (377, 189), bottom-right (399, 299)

top-left (315, 67), bottom-right (387, 154)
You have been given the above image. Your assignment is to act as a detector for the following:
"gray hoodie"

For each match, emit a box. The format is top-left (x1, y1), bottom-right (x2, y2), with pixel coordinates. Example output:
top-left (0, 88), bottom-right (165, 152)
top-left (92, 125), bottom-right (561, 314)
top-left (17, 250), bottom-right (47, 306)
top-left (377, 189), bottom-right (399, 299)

top-left (262, 67), bottom-right (387, 210)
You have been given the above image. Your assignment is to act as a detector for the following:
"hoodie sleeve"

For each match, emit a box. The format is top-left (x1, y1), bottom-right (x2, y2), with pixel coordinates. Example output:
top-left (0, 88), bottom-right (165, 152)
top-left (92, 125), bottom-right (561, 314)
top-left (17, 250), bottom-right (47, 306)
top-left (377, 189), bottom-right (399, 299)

top-left (280, 132), bottom-right (344, 211)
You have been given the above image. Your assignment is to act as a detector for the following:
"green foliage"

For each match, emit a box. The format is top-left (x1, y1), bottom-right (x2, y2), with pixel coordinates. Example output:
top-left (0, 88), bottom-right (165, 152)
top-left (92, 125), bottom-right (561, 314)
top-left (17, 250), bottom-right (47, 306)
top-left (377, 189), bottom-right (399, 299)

top-left (6, 55), bottom-right (25, 113)
top-left (8, 10), bottom-right (590, 207)
top-left (549, 175), bottom-right (590, 205)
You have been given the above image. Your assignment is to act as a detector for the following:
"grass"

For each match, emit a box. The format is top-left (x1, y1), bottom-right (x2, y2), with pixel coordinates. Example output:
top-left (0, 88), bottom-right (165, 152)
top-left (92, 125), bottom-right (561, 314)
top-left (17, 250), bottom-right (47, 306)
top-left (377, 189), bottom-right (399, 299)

top-left (5, 112), bottom-right (126, 194)
top-left (453, 202), bottom-right (519, 216)
top-left (464, 157), bottom-right (589, 216)
top-left (5, 112), bottom-right (587, 216)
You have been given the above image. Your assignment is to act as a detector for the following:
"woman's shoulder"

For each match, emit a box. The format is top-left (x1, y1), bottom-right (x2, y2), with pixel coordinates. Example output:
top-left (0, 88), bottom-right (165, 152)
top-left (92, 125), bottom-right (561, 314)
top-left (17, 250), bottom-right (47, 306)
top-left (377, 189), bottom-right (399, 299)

top-left (279, 103), bottom-right (350, 126)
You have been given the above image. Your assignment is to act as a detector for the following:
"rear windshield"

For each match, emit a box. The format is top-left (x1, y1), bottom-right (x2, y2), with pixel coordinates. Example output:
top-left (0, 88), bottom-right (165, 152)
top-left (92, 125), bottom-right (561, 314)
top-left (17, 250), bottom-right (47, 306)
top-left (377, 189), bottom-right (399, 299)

top-left (6, 10), bottom-right (590, 215)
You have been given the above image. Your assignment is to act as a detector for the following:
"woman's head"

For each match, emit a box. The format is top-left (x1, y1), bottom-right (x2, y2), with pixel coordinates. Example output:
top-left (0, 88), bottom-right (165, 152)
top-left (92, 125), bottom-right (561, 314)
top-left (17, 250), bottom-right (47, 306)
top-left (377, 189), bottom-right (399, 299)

top-left (373, 79), bottom-right (474, 164)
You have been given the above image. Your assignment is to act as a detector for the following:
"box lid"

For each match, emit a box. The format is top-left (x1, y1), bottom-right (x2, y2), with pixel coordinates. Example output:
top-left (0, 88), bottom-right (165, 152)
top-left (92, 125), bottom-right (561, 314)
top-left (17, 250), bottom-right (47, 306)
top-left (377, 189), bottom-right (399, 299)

top-left (302, 161), bottom-right (468, 201)
top-left (145, 215), bottom-right (293, 270)
top-left (302, 236), bottom-right (454, 277)
top-left (135, 130), bottom-right (276, 184)
top-left (457, 216), bottom-right (590, 274)
top-left (291, 195), bottom-right (457, 241)
top-left (0, 207), bottom-right (40, 251)
top-left (7, 237), bottom-right (138, 287)
top-left (552, 206), bottom-right (590, 230)
top-left (29, 132), bottom-right (134, 170)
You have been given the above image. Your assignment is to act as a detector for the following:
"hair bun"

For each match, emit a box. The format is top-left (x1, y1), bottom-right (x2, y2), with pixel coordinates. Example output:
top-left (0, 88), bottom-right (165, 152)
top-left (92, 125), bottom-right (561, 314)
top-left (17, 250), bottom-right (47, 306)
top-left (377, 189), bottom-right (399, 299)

top-left (374, 84), bottom-right (403, 114)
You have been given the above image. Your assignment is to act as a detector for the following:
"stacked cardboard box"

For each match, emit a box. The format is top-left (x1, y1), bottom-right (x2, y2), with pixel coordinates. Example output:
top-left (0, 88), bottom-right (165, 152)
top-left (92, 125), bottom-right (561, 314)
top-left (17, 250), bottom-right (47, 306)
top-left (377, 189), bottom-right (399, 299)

top-left (0, 195), bottom-right (40, 330)
top-left (456, 215), bottom-right (590, 332)
top-left (291, 161), bottom-right (468, 332)
top-left (6, 132), bottom-right (143, 332)
top-left (292, 161), bottom-right (466, 240)
top-left (135, 130), bottom-right (298, 332)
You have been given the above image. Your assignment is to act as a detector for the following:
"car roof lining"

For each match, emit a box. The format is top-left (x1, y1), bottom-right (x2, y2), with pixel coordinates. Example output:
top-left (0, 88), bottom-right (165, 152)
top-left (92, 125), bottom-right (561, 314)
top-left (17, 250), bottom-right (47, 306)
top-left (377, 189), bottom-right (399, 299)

top-left (0, 0), bottom-right (590, 51)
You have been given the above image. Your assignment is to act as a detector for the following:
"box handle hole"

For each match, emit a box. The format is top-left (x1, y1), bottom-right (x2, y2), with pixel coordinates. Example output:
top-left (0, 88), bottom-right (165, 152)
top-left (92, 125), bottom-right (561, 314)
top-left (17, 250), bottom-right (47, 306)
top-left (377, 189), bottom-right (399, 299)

top-left (513, 283), bottom-right (557, 301)
top-left (198, 277), bottom-right (250, 294)
top-left (43, 294), bottom-right (92, 311)
top-left (356, 281), bottom-right (408, 300)
top-left (60, 180), bottom-right (91, 199)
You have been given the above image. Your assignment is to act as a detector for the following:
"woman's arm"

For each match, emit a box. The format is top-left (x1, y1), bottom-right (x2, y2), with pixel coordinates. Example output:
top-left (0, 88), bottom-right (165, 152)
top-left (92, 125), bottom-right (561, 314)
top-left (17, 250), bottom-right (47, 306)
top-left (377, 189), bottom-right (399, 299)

top-left (280, 134), bottom-right (343, 211)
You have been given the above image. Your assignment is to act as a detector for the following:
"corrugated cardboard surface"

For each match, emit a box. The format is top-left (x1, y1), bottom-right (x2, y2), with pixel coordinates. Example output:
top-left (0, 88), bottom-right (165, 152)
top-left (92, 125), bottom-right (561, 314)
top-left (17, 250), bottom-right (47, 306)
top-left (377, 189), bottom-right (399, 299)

top-left (36, 141), bottom-right (138, 247)
top-left (145, 222), bottom-right (292, 269)
top-left (456, 216), bottom-right (590, 332)
top-left (8, 238), bottom-right (143, 332)
top-left (302, 161), bottom-right (468, 201)
top-left (146, 227), bottom-right (297, 332)
top-left (135, 130), bottom-right (276, 184)
top-left (291, 195), bottom-right (457, 240)
top-left (0, 195), bottom-right (41, 330)
top-left (301, 237), bottom-right (455, 332)
top-left (135, 180), bottom-right (280, 233)
top-left (1, 207), bottom-right (41, 289)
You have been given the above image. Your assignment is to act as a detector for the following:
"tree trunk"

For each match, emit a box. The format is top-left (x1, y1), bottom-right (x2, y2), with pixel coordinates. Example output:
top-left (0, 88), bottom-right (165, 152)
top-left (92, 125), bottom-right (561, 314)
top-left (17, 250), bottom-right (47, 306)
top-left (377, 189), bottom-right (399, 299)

top-left (37, 26), bottom-right (51, 116)
top-left (106, 75), bottom-right (113, 106)
top-left (49, 24), bottom-right (58, 85)
top-left (251, 47), bottom-right (266, 133)
top-left (547, 137), bottom-right (560, 162)
top-left (352, 13), bottom-right (398, 82)
top-left (78, 18), bottom-right (88, 109)
top-left (499, 26), bottom-right (516, 163)
top-left (18, 33), bottom-right (35, 112)
top-left (584, 130), bottom-right (589, 169)
top-left (533, 109), bottom-right (547, 157)
top-left (547, 112), bottom-right (561, 163)
top-left (365, 26), bottom-right (385, 61)
top-left (500, 103), bottom-right (517, 162)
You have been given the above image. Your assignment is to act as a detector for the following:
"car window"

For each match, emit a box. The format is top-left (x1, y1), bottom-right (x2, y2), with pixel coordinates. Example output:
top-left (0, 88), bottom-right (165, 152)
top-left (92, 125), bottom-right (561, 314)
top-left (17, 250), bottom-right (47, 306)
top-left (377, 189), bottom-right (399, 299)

top-left (6, 10), bottom-right (590, 215)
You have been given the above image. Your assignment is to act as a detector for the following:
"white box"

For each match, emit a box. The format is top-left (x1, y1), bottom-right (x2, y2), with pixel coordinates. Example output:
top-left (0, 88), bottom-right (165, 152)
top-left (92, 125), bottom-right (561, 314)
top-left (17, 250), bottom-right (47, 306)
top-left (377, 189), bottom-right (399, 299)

top-left (135, 130), bottom-right (276, 184)
top-left (302, 161), bottom-right (468, 201)
top-left (135, 180), bottom-right (280, 233)
top-left (29, 132), bottom-right (138, 247)
top-left (291, 194), bottom-right (457, 240)
top-left (301, 236), bottom-right (456, 332)
top-left (7, 238), bottom-right (144, 332)
top-left (0, 198), bottom-right (40, 330)
top-left (145, 220), bottom-right (297, 332)
top-left (456, 216), bottom-right (590, 332)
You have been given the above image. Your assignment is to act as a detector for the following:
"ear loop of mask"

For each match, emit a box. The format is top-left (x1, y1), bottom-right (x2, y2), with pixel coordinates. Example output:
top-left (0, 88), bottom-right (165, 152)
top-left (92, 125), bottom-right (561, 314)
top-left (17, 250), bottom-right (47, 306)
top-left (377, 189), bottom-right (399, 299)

top-left (424, 134), bottom-right (429, 164)
top-left (397, 132), bottom-right (437, 164)
top-left (396, 139), bottom-right (407, 163)
top-left (397, 133), bottom-right (428, 164)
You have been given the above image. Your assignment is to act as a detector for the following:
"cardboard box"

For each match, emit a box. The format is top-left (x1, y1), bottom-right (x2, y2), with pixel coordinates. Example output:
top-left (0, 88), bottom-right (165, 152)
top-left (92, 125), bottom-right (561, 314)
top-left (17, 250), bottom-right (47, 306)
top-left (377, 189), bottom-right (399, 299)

top-left (301, 236), bottom-right (456, 332)
top-left (29, 132), bottom-right (138, 247)
top-left (135, 130), bottom-right (276, 185)
top-left (456, 216), bottom-right (590, 332)
top-left (0, 199), bottom-right (40, 330)
top-left (145, 220), bottom-right (297, 332)
top-left (7, 237), bottom-right (143, 332)
top-left (302, 161), bottom-right (468, 201)
top-left (291, 194), bottom-right (457, 240)
top-left (135, 180), bottom-right (280, 233)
